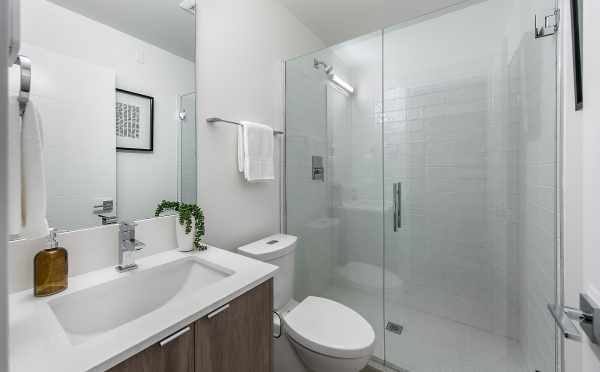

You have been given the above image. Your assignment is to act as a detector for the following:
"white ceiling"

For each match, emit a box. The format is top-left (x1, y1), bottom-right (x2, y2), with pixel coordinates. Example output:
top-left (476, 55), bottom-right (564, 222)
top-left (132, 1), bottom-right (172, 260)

top-left (277, 0), bottom-right (473, 45)
top-left (47, 0), bottom-right (474, 62)
top-left (49, 0), bottom-right (195, 61)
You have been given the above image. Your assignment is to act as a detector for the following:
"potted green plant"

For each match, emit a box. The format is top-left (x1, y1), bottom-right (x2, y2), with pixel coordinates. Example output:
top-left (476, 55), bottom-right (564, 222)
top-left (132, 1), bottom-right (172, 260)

top-left (155, 200), bottom-right (206, 252)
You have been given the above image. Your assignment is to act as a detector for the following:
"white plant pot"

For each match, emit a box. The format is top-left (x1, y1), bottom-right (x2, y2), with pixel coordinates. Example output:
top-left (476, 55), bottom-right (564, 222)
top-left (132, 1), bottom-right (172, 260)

top-left (176, 217), bottom-right (195, 252)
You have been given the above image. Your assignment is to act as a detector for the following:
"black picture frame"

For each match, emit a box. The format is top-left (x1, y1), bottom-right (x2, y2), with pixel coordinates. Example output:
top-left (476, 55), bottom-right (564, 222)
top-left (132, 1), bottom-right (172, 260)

top-left (115, 88), bottom-right (155, 152)
top-left (571, 0), bottom-right (583, 111)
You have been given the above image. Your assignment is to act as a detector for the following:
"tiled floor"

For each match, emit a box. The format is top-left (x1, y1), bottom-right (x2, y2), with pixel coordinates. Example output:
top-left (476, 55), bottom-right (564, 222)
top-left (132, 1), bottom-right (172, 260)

top-left (323, 285), bottom-right (527, 372)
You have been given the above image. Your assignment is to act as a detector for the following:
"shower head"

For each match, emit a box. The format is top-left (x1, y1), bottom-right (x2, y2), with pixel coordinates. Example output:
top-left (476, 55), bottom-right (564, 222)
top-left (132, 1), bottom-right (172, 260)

top-left (313, 58), bottom-right (354, 94)
top-left (313, 58), bottom-right (334, 76)
top-left (314, 58), bottom-right (329, 72)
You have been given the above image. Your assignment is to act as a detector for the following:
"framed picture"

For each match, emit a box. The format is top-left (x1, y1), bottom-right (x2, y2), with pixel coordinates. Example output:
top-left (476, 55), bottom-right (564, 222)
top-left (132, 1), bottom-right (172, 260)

top-left (116, 89), bottom-right (154, 151)
top-left (571, 0), bottom-right (583, 111)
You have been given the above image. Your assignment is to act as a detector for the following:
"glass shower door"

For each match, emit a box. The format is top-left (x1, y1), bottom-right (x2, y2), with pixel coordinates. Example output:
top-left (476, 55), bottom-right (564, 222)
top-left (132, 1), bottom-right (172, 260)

top-left (285, 32), bottom-right (385, 363)
top-left (382, 1), bottom-right (559, 371)
top-left (178, 92), bottom-right (197, 204)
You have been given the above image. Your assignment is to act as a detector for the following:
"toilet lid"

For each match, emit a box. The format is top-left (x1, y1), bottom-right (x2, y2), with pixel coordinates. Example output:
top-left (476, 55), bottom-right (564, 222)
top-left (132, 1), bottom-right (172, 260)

top-left (284, 297), bottom-right (375, 359)
top-left (237, 234), bottom-right (297, 261)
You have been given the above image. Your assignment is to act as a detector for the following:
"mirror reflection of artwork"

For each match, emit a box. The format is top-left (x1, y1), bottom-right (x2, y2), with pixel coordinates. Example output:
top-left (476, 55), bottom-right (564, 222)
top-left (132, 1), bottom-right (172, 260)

top-left (116, 89), bottom-right (154, 151)
top-left (116, 103), bottom-right (140, 139)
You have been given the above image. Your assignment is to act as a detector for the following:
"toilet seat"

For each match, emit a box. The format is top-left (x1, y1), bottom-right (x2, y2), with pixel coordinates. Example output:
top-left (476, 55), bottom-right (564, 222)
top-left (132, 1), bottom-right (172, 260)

top-left (284, 296), bottom-right (375, 359)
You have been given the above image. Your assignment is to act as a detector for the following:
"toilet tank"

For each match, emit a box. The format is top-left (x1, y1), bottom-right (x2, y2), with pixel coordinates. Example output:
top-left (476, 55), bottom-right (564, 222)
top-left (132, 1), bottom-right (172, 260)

top-left (237, 234), bottom-right (297, 309)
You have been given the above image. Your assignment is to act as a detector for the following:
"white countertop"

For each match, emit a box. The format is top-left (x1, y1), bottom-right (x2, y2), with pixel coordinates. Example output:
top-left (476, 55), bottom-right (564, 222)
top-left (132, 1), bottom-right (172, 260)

top-left (9, 247), bottom-right (278, 372)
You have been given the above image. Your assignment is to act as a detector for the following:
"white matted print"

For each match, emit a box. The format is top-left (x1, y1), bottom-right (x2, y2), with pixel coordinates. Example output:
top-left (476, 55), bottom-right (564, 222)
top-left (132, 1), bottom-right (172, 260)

top-left (116, 89), bottom-right (154, 151)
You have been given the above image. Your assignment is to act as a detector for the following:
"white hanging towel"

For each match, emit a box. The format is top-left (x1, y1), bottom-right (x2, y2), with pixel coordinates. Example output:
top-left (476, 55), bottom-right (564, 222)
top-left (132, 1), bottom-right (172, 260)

top-left (239, 121), bottom-right (274, 182)
top-left (20, 100), bottom-right (49, 239)
top-left (237, 125), bottom-right (245, 173)
top-left (8, 97), bottom-right (22, 236)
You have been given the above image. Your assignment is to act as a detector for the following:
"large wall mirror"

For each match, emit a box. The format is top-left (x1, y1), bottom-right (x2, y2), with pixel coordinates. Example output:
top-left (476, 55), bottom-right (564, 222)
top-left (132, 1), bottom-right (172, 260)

top-left (8, 0), bottom-right (197, 237)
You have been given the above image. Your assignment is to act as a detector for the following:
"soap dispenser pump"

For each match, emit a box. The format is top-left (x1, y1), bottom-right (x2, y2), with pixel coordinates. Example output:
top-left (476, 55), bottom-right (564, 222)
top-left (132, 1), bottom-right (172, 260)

top-left (34, 228), bottom-right (68, 297)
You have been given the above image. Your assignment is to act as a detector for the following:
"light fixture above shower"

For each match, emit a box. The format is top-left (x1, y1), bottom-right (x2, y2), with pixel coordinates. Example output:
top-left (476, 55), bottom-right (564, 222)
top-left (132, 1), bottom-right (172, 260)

top-left (313, 58), bottom-right (355, 95)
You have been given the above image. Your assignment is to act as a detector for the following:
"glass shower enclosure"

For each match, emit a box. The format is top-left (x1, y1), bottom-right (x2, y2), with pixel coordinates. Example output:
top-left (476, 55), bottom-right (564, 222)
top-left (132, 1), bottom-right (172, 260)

top-left (178, 92), bottom-right (198, 204)
top-left (285, 0), bottom-right (560, 371)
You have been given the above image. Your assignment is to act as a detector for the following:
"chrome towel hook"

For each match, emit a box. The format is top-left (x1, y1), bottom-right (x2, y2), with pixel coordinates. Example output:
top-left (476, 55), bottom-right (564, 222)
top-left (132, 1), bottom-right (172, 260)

top-left (15, 55), bottom-right (31, 117)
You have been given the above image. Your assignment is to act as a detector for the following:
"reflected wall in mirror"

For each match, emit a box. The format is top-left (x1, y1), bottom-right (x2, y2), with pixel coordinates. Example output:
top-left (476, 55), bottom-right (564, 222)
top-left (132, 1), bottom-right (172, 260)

top-left (8, 0), bottom-right (197, 238)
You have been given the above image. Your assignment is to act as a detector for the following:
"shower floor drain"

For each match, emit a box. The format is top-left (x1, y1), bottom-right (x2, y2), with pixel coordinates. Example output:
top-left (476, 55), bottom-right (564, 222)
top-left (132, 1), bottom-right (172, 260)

top-left (386, 321), bottom-right (404, 335)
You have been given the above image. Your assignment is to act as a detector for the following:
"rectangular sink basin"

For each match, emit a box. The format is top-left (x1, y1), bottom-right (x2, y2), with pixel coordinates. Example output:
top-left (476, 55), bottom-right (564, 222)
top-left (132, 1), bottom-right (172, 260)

top-left (48, 257), bottom-right (233, 345)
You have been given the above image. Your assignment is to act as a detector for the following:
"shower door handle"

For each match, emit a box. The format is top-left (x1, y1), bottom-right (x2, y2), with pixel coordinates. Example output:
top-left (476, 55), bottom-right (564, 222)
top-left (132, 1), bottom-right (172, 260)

top-left (393, 182), bottom-right (402, 232)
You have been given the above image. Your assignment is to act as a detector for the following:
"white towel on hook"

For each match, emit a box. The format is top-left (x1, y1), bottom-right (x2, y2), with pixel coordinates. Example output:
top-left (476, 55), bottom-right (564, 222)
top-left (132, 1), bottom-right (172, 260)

top-left (8, 97), bottom-right (23, 236)
top-left (20, 100), bottom-right (49, 239)
top-left (240, 121), bottom-right (274, 182)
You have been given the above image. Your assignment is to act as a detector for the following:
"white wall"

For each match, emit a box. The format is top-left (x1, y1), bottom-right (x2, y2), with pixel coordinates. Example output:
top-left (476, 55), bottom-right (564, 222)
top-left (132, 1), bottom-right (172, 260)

top-left (195, 0), bottom-right (324, 250)
top-left (560, 1), bottom-right (584, 372)
top-left (560, 0), bottom-right (600, 370)
top-left (20, 0), bottom-right (195, 227)
top-left (1, 0), bottom-right (11, 369)
top-left (578, 0), bottom-right (600, 370)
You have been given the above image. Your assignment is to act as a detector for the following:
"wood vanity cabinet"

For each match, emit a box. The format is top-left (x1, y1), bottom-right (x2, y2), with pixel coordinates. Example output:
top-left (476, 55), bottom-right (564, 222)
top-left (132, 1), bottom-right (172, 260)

top-left (195, 279), bottom-right (273, 372)
top-left (107, 324), bottom-right (195, 372)
top-left (108, 279), bottom-right (273, 372)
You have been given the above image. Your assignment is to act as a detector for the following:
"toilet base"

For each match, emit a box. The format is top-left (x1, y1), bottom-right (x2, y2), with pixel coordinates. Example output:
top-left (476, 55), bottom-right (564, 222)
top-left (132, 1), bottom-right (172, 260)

top-left (273, 300), bottom-right (374, 372)
top-left (287, 335), bottom-right (371, 372)
top-left (273, 301), bottom-right (371, 372)
top-left (274, 331), bottom-right (370, 372)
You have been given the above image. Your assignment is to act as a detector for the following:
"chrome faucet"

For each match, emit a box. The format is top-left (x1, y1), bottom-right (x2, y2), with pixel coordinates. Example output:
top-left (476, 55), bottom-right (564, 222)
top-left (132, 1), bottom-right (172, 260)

top-left (116, 221), bottom-right (145, 272)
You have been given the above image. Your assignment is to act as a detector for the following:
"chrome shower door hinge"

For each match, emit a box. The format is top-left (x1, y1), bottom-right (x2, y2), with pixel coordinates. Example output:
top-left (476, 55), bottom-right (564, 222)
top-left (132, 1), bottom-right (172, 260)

top-left (548, 293), bottom-right (600, 344)
top-left (535, 9), bottom-right (560, 39)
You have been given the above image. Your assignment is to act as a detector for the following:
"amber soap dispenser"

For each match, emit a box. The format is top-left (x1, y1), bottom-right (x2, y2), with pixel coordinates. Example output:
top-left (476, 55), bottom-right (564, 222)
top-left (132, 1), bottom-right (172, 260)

top-left (34, 229), bottom-right (68, 297)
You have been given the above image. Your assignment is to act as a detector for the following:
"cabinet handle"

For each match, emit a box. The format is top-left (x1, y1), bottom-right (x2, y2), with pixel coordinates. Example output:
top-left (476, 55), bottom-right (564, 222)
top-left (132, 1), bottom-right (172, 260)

top-left (159, 326), bottom-right (191, 347)
top-left (397, 182), bottom-right (402, 230)
top-left (207, 304), bottom-right (230, 319)
top-left (393, 182), bottom-right (402, 232)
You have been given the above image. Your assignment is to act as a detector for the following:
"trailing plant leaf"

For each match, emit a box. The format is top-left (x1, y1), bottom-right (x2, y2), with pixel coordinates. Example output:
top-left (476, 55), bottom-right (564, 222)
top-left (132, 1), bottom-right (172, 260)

top-left (155, 200), bottom-right (206, 250)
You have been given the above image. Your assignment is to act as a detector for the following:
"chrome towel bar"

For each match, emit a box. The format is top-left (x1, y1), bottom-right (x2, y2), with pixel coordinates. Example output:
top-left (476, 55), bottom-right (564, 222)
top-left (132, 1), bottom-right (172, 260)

top-left (207, 117), bottom-right (284, 135)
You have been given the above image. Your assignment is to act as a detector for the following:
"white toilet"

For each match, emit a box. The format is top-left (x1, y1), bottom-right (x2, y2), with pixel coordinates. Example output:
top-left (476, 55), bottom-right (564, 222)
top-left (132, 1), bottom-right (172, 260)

top-left (238, 234), bottom-right (375, 372)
